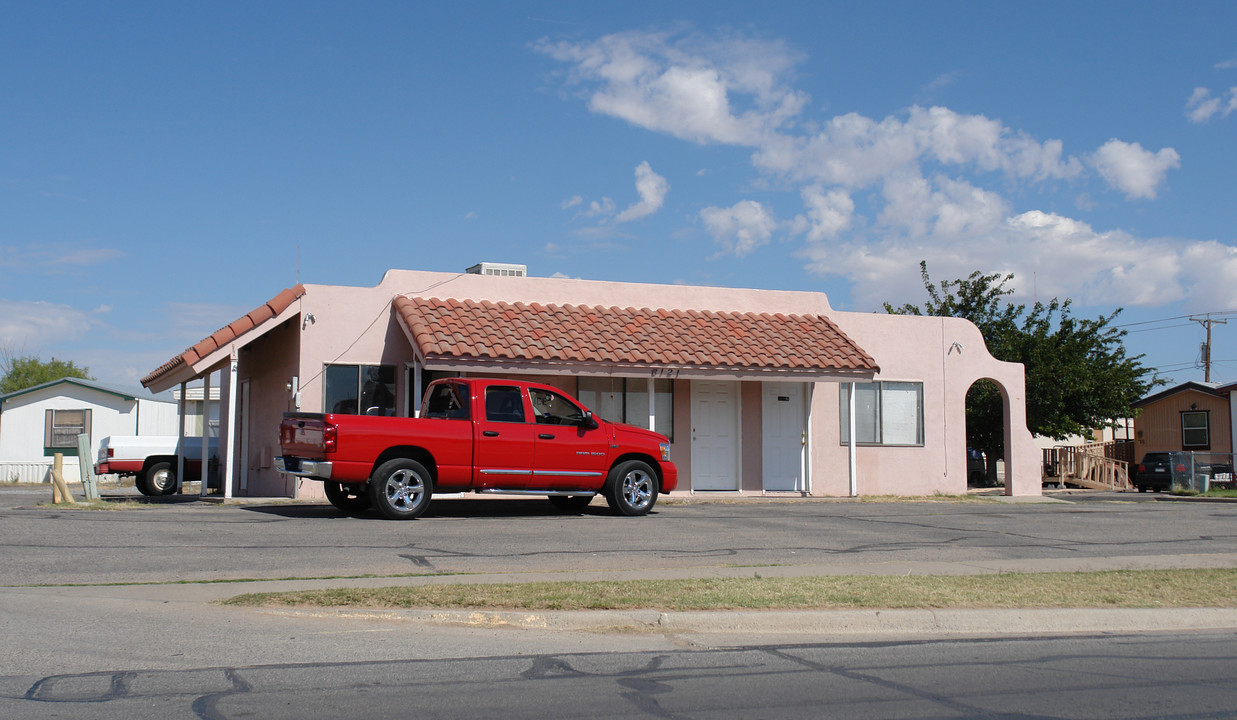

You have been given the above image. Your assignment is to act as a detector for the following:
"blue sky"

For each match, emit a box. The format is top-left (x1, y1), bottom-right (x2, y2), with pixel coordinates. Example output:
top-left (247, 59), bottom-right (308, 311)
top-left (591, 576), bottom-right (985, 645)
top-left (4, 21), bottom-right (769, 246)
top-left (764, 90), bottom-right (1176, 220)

top-left (3, 1), bottom-right (1237, 391)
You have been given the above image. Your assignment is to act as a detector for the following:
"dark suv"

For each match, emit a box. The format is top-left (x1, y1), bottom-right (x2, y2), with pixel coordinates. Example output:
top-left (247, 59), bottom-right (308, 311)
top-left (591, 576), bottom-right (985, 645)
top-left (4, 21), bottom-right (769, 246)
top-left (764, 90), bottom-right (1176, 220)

top-left (1133, 453), bottom-right (1182, 493)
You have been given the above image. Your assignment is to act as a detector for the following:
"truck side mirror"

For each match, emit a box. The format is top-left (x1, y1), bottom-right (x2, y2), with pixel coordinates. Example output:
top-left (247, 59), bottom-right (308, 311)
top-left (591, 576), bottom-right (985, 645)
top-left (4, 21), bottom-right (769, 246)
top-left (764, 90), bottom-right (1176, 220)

top-left (583, 411), bottom-right (599, 429)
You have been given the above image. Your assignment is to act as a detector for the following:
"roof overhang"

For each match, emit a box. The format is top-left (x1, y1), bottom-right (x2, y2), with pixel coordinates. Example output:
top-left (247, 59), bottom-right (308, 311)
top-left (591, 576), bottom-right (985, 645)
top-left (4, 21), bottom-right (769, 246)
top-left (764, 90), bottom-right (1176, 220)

top-left (395, 295), bottom-right (879, 383)
top-left (414, 355), bottom-right (875, 383)
top-left (142, 285), bottom-right (306, 393)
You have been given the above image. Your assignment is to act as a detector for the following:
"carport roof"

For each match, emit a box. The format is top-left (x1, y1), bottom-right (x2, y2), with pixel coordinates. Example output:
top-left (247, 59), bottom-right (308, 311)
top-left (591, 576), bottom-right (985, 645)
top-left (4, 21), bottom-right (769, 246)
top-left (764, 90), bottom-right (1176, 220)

top-left (142, 284), bottom-right (306, 389)
top-left (394, 295), bottom-right (878, 379)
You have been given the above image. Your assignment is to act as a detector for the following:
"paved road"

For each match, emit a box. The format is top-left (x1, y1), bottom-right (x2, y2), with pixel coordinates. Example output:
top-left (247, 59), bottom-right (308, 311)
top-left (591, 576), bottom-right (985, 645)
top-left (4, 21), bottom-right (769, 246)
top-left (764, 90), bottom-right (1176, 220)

top-left (2, 487), bottom-right (1236, 718)
top-left (4, 632), bottom-right (1236, 719)
top-left (3, 487), bottom-right (1236, 586)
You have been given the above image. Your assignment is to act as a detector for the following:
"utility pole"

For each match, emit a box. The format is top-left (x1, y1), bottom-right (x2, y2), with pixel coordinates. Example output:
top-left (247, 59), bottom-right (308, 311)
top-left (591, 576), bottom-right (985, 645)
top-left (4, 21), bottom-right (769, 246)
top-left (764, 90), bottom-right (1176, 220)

top-left (1191, 316), bottom-right (1227, 382)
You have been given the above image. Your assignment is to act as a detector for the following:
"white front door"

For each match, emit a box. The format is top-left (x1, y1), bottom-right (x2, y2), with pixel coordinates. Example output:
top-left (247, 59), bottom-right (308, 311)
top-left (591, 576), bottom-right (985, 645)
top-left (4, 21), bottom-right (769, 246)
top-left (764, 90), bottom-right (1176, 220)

top-left (691, 381), bottom-right (740, 491)
top-left (762, 382), bottom-right (806, 492)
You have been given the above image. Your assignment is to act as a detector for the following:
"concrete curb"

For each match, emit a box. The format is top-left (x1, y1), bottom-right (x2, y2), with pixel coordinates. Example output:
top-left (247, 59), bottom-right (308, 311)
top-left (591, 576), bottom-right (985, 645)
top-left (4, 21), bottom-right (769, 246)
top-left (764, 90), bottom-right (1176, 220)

top-left (262, 606), bottom-right (1237, 639)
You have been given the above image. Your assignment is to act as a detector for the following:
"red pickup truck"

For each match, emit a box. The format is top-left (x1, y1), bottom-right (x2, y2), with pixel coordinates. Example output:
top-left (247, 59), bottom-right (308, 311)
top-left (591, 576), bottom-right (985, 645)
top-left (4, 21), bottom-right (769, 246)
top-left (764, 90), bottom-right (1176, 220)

top-left (277, 377), bottom-right (678, 519)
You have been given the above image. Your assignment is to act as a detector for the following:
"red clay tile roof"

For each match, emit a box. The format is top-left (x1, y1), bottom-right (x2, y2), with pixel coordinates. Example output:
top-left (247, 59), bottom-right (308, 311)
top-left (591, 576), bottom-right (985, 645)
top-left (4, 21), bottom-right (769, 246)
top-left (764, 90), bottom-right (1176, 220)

top-left (141, 285), bottom-right (306, 389)
top-left (394, 296), bottom-right (877, 374)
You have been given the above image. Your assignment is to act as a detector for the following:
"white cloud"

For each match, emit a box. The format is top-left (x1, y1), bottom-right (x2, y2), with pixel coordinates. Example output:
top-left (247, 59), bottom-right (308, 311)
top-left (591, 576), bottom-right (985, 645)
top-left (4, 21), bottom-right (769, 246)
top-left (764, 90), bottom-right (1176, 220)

top-left (701, 200), bottom-right (779, 256)
top-left (0, 300), bottom-right (93, 349)
top-left (878, 172), bottom-right (1008, 240)
top-left (797, 186), bottom-right (854, 242)
top-left (536, 30), bottom-right (807, 146)
top-left (561, 195), bottom-right (583, 209)
top-left (579, 197), bottom-right (616, 218)
top-left (541, 28), bottom-right (1205, 311)
top-left (1088, 139), bottom-right (1181, 200)
top-left (1186, 86), bottom-right (1237, 123)
top-left (801, 208), bottom-right (1237, 312)
top-left (922, 72), bottom-right (958, 95)
top-left (615, 161), bottom-right (669, 222)
top-left (753, 106), bottom-right (1084, 188)
top-left (0, 243), bottom-right (123, 271)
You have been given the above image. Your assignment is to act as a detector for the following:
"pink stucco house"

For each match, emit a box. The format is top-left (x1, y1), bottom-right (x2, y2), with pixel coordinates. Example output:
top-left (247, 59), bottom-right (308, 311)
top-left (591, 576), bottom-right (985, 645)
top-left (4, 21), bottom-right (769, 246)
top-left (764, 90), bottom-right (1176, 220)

top-left (141, 267), bottom-right (1041, 499)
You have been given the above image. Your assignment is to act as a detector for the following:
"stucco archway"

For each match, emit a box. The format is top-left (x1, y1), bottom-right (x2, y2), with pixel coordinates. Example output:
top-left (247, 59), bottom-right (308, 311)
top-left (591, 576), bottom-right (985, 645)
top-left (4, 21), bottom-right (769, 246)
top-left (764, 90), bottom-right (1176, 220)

top-left (965, 377), bottom-right (1011, 488)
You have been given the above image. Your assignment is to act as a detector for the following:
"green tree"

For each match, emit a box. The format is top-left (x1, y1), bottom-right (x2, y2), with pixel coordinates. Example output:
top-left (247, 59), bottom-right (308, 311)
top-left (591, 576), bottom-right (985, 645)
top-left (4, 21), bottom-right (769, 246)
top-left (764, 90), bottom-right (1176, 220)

top-left (0, 351), bottom-right (94, 395)
top-left (886, 262), bottom-right (1159, 484)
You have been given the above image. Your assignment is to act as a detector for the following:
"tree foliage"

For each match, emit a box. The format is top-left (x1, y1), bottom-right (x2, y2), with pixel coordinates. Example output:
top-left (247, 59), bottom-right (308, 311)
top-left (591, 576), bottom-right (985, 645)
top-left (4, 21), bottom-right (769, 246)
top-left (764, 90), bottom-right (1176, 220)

top-left (886, 262), bottom-right (1159, 479)
top-left (0, 351), bottom-right (94, 395)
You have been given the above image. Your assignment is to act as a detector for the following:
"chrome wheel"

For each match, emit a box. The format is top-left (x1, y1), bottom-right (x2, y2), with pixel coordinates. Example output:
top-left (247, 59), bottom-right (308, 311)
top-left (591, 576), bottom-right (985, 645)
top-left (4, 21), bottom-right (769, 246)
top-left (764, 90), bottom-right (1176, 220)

top-left (605, 460), bottom-right (659, 516)
top-left (383, 469), bottom-right (425, 510)
top-left (369, 458), bottom-right (433, 520)
top-left (621, 469), bottom-right (653, 510)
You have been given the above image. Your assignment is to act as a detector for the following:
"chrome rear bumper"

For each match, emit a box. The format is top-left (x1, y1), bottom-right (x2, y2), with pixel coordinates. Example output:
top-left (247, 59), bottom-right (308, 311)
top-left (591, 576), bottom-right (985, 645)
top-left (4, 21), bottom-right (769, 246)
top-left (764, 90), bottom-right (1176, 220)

top-left (275, 456), bottom-right (333, 479)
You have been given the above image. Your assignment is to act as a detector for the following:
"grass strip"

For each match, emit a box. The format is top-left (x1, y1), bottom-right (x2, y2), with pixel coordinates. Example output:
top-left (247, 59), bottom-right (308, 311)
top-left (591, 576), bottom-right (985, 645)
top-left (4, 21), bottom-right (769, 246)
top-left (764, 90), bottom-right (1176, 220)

top-left (222, 568), bottom-right (1237, 611)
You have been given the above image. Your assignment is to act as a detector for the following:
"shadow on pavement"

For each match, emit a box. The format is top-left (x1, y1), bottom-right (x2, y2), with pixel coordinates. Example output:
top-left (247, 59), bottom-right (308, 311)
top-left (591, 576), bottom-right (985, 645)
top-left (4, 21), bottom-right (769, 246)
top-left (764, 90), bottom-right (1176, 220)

top-left (238, 497), bottom-right (619, 520)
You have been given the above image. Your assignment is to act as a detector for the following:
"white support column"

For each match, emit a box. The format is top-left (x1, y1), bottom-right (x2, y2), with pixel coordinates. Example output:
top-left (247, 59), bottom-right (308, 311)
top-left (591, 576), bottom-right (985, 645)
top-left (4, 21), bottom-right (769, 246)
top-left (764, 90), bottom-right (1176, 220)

top-left (223, 352), bottom-right (238, 499)
top-left (176, 381), bottom-right (187, 494)
top-left (848, 382), bottom-right (858, 498)
top-left (803, 383), bottom-right (813, 495)
top-left (412, 360), bottom-right (423, 418)
top-left (647, 377), bottom-right (656, 432)
top-left (201, 371), bottom-right (212, 498)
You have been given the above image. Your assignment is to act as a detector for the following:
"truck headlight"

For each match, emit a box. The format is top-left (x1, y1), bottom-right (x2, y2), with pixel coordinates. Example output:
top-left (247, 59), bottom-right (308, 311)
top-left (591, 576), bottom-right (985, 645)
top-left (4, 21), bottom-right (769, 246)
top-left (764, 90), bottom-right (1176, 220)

top-left (659, 442), bottom-right (671, 462)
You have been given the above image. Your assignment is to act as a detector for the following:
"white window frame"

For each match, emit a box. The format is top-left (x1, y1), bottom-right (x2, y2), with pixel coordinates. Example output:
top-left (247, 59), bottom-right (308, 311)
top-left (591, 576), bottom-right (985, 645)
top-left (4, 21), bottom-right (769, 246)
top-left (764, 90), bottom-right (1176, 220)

top-left (839, 381), bottom-right (924, 447)
top-left (1181, 410), bottom-right (1210, 448)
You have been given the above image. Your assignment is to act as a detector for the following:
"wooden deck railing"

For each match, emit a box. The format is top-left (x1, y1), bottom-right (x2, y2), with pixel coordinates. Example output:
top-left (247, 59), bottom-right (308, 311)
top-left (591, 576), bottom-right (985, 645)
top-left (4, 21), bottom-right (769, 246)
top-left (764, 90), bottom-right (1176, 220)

top-left (1043, 441), bottom-right (1132, 490)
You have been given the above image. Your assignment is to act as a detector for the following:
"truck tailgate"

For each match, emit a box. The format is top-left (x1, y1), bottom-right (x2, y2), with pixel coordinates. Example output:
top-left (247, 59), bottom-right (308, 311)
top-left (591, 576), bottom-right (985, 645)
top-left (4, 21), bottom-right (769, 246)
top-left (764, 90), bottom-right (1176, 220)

top-left (280, 413), bottom-right (329, 459)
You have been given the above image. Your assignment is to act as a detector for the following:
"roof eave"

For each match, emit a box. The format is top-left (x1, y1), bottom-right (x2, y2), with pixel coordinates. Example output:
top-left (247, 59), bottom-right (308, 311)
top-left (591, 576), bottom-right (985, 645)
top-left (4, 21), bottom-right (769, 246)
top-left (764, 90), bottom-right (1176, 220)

top-left (420, 355), bottom-right (878, 382)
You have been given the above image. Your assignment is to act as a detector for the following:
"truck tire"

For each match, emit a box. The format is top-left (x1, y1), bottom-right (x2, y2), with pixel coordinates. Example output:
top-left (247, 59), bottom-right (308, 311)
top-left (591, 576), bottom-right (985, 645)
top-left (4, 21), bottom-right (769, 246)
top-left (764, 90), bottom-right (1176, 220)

top-left (143, 462), bottom-right (178, 496)
top-left (369, 458), bottom-right (433, 520)
top-left (325, 481), bottom-right (372, 514)
top-left (605, 460), bottom-right (659, 516)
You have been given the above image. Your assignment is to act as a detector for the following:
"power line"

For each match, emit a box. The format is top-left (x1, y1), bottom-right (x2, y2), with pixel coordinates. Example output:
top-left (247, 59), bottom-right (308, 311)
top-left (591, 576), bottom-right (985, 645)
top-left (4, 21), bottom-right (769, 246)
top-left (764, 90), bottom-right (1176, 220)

top-left (1124, 322), bottom-right (1195, 334)
top-left (1115, 310), bottom-right (1237, 330)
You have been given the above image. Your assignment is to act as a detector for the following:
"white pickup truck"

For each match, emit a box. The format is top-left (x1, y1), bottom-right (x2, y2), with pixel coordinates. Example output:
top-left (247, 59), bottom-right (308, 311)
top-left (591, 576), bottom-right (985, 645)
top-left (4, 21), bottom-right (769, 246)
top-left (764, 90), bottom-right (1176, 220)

top-left (95, 436), bottom-right (219, 496)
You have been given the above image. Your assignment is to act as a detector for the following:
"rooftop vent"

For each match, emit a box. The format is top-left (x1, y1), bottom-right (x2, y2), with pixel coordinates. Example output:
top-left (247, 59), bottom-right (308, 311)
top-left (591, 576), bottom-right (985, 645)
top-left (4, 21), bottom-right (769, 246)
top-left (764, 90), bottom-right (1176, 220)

top-left (466, 262), bottom-right (527, 277)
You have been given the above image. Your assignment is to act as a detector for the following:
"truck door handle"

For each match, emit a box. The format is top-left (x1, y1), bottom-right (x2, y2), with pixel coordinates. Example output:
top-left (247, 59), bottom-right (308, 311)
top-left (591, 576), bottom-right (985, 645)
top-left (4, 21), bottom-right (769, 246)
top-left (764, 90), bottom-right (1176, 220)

top-left (483, 430), bottom-right (499, 437)
top-left (538, 433), bottom-right (555, 440)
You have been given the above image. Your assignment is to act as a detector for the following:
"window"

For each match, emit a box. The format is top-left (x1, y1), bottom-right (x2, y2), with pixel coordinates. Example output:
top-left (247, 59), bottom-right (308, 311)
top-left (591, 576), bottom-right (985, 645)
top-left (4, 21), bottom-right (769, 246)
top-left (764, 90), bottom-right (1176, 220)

top-left (529, 388), bottom-right (588, 426)
top-left (324, 364), bottom-right (396, 416)
top-left (577, 377), bottom-right (674, 439)
top-left (1182, 410), bottom-right (1210, 448)
top-left (44, 409), bottom-right (91, 456)
top-left (484, 386), bottom-right (526, 423)
top-left (839, 382), bottom-right (924, 446)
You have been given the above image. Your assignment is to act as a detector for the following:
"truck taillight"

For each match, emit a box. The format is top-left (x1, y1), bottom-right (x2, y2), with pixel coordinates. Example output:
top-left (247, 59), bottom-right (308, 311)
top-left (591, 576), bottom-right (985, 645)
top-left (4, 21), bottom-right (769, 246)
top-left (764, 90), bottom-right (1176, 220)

top-left (107, 448), bottom-right (114, 458)
top-left (323, 424), bottom-right (338, 454)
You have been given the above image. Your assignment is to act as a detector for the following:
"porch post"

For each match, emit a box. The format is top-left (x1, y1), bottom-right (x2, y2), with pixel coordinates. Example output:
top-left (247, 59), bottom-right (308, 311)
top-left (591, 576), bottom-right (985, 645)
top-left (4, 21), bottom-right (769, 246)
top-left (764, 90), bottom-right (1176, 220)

top-left (647, 377), bottom-right (656, 432)
top-left (803, 383), bottom-right (813, 495)
top-left (848, 382), bottom-right (858, 497)
top-left (176, 381), bottom-right (187, 494)
top-left (412, 360), bottom-right (423, 417)
top-left (200, 371), bottom-right (211, 498)
top-left (223, 352), bottom-right (238, 499)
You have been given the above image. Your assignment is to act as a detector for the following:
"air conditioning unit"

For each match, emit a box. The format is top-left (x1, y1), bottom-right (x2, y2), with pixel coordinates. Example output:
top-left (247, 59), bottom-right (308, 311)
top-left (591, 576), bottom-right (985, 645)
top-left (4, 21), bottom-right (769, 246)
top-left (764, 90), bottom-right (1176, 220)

top-left (466, 262), bottom-right (527, 277)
